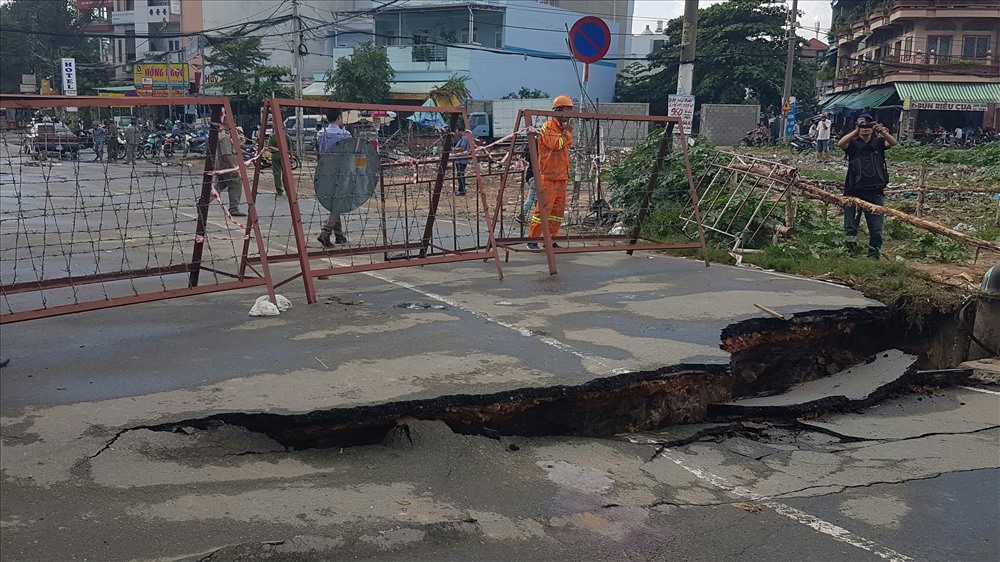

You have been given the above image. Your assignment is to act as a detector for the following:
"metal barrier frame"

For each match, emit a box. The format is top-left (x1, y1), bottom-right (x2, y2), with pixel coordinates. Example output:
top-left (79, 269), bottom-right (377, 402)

top-left (0, 95), bottom-right (277, 324)
top-left (256, 98), bottom-right (503, 304)
top-left (682, 151), bottom-right (797, 252)
top-left (491, 109), bottom-right (710, 275)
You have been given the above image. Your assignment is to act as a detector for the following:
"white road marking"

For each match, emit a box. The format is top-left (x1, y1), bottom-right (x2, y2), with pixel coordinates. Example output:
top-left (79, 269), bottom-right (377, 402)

top-left (328, 258), bottom-right (627, 374)
top-left (959, 385), bottom-right (1000, 396)
top-left (655, 448), bottom-right (915, 562)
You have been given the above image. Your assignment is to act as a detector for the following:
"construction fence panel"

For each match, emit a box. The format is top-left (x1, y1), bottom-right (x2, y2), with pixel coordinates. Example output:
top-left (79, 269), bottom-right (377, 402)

top-left (487, 109), bottom-right (709, 274)
top-left (681, 151), bottom-right (798, 251)
top-left (257, 99), bottom-right (502, 304)
top-left (0, 95), bottom-right (276, 323)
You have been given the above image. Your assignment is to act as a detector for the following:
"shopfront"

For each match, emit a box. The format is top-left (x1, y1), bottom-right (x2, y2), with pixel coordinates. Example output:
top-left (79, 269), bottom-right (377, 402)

top-left (895, 83), bottom-right (1000, 142)
top-left (824, 82), bottom-right (999, 142)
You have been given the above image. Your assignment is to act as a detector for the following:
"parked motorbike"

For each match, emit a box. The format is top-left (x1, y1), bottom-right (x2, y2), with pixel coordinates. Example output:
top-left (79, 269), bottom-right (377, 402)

top-left (737, 129), bottom-right (772, 147)
top-left (182, 131), bottom-right (208, 156)
top-left (141, 131), bottom-right (166, 159)
top-left (789, 134), bottom-right (816, 153)
top-left (261, 148), bottom-right (300, 170)
top-left (162, 133), bottom-right (177, 158)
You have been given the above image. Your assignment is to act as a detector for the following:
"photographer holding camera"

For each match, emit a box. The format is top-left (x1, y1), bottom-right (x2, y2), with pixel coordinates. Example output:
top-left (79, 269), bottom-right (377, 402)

top-left (837, 113), bottom-right (897, 259)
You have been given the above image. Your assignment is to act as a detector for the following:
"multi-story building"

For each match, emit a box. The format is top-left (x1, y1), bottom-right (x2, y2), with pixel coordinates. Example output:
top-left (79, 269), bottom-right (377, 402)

top-left (88, 0), bottom-right (629, 104)
top-left (321, 0), bottom-right (624, 102)
top-left (105, 0), bottom-right (183, 82)
top-left (628, 20), bottom-right (669, 65)
top-left (824, 0), bottom-right (1000, 137)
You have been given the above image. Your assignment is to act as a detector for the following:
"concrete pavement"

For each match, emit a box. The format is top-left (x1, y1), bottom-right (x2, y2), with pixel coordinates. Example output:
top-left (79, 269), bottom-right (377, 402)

top-left (2, 196), bottom-right (996, 560)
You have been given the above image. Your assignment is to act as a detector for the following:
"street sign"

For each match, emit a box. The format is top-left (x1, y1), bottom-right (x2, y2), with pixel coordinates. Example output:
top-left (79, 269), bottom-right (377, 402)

top-left (569, 16), bottom-right (612, 64)
top-left (785, 102), bottom-right (797, 137)
top-left (61, 58), bottom-right (77, 96)
top-left (782, 99), bottom-right (791, 112)
top-left (668, 94), bottom-right (695, 135)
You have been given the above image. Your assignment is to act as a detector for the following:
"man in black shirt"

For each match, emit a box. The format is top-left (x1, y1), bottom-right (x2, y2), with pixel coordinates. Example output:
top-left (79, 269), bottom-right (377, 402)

top-left (837, 113), bottom-right (897, 259)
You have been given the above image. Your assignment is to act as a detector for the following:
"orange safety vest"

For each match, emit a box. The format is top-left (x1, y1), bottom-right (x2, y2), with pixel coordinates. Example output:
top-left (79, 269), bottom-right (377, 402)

top-left (537, 117), bottom-right (572, 181)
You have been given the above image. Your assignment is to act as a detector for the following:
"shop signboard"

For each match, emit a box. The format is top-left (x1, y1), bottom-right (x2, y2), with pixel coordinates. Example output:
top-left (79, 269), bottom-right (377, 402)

top-left (911, 101), bottom-right (988, 112)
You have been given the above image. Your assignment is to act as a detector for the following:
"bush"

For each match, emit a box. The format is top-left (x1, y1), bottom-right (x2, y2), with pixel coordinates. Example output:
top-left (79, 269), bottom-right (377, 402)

top-left (603, 130), bottom-right (716, 228)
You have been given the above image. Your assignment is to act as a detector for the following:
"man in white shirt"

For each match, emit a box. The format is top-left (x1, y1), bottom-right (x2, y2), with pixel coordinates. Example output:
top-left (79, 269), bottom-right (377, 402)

top-left (954, 126), bottom-right (964, 147)
top-left (815, 114), bottom-right (832, 161)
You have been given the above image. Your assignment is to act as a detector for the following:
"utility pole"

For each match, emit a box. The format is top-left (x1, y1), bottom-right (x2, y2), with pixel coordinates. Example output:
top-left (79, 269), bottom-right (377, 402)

top-left (292, 0), bottom-right (303, 157)
top-left (780, 0), bottom-right (799, 139)
top-left (677, 0), bottom-right (698, 95)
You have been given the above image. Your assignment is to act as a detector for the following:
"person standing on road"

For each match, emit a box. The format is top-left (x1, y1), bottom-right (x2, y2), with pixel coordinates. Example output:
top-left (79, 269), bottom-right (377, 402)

top-left (815, 114), bottom-right (831, 162)
top-left (953, 125), bottom-right (964, 147)
top-left (124, 122), bottom-right (141, 164)
top-left (527, 95), bottom-right (574, 250)
top-left (93, 121), bottom-right (106, 162)
top-left (453, 126), bottom-right (471, 196)
top-left (838, 113), bottom-right (897, 259)
top-left (107, 120), bottom-right (119, 161)
top-left (315, 108), bottom-right (351, 247)
top-left (267, 127), bottom-right (294, 196)
top-left (215, 124), bottom-right (245, 217)
top-left (516, 147), bottom-right (536, 225)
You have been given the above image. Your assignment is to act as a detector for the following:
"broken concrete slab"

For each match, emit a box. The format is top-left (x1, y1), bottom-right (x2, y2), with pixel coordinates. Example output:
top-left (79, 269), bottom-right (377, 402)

top-left (797, 386), bottom-right (1000, 441)
top-left (709, 349), bottom-right (918, 418)
top-left (960, 357), bottom-right (1000, 385)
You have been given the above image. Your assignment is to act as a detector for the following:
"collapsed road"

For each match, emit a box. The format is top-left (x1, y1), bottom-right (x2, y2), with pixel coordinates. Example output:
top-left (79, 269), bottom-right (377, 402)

top-left (1, 252), bottom-right (997, 561)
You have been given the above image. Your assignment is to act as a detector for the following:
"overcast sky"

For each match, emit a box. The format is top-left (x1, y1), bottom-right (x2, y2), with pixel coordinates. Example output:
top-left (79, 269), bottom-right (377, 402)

top-left (631, 0), bottom-right (833, 42)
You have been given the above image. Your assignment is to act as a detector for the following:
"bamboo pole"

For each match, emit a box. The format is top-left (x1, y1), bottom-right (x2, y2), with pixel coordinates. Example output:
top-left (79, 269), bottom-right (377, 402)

top-left (728, 162), bottom-right (1000, 254)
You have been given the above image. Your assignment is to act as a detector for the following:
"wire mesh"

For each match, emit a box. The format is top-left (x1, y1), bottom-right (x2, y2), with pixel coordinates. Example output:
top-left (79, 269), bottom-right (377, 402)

top-left (0, 96), bottom-right (274, 323)
top-left (488, 109), bottom-right (708, 273)
top-left (260, 99), bottom-right (503, 303)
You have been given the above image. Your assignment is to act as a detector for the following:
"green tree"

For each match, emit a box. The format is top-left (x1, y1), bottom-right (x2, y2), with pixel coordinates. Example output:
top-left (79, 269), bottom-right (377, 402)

top-left (0, 0), bottom-right (108, 94)
top-left (246, 65), bottom-right (294, 107)
top-left (616, 0), bottom-right (818, 116)
top-left (430, 74), bottom-right (471, 103)
top-left (502, 87), bottom-right (550, 99)
top-left (324, 43), bottom-right (394, 103)
top-left (203, 37), bottom-right (271, 98)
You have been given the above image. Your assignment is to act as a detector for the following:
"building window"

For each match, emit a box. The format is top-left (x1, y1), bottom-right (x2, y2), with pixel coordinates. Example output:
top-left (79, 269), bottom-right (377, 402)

top-left (652, 39), bottom-right (664, 53)
top-left (926, 35), bottom-right (951, 57)
top-left (963, 36), bottom-right (989, 59)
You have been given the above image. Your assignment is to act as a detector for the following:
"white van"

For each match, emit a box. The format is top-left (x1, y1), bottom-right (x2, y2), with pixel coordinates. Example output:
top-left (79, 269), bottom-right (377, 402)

top-left (254, 114), bottom-right (325, 149)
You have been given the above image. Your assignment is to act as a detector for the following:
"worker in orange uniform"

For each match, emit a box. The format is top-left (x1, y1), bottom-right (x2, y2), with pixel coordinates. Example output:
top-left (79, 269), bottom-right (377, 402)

top-left (527, 94), bottom-right (574, 250)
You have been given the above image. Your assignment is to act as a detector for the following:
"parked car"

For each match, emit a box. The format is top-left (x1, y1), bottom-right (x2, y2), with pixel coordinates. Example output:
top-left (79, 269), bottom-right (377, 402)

top-left (28, 123), bottom-right (79, 158)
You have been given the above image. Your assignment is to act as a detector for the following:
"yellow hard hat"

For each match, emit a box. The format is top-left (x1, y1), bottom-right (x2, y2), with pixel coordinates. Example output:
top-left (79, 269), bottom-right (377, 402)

top-left (552, 95), bottom-right (574, 110)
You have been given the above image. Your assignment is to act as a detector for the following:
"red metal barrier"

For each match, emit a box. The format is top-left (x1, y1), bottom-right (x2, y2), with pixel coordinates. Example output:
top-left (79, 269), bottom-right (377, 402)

top-left (257, 99), bottom-right (503, 304)
top-left (0, 95), bottom-right (276, 323)
top-left (488, 109), bottom-right (710, 275)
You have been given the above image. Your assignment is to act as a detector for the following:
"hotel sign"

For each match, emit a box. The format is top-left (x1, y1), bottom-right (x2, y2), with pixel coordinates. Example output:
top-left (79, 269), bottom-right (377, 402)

top-left (912, 101), bottom-right (988, 111)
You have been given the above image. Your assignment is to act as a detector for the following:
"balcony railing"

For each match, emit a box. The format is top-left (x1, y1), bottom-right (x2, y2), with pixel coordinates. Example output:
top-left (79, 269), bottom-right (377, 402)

top-left (836, 53), bottom-right (998, 89)
top-left (832, 0), bottom-right (1000, 42)
top-left (412, 44), bottom-right (448, 63)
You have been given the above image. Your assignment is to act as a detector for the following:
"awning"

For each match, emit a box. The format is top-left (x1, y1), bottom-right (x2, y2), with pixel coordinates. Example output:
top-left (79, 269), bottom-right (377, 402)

top-left (894, 82), bottom-right (1000, 104)
top-left (823, 86), bottom-right (897, 113)
top-left (301, 81), bottom-right (328, 100)
top-left (389, 81), bottom-right (444, 101)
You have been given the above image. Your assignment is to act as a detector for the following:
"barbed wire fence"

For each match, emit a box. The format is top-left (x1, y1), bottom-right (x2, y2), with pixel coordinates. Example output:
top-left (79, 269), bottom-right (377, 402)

top-left (0, 96), bottom-right (276, 323)
top-left (487, 109), bottom-right (709, 274)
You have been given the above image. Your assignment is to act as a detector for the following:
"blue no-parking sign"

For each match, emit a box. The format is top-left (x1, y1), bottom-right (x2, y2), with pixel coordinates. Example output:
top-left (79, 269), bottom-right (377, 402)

top-left (569, 16), bottom-right (611, 64)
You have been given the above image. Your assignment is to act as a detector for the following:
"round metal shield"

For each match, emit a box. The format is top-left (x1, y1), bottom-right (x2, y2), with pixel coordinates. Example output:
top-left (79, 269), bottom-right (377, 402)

top-left (313, 138), bottom-right (380, 214)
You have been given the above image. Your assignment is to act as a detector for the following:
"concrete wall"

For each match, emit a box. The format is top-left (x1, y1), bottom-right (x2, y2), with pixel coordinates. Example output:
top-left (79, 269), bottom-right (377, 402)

top-left (590, 101), bottom-right (649, 147)
top-left (700, 104), bottom-right (760, 147)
